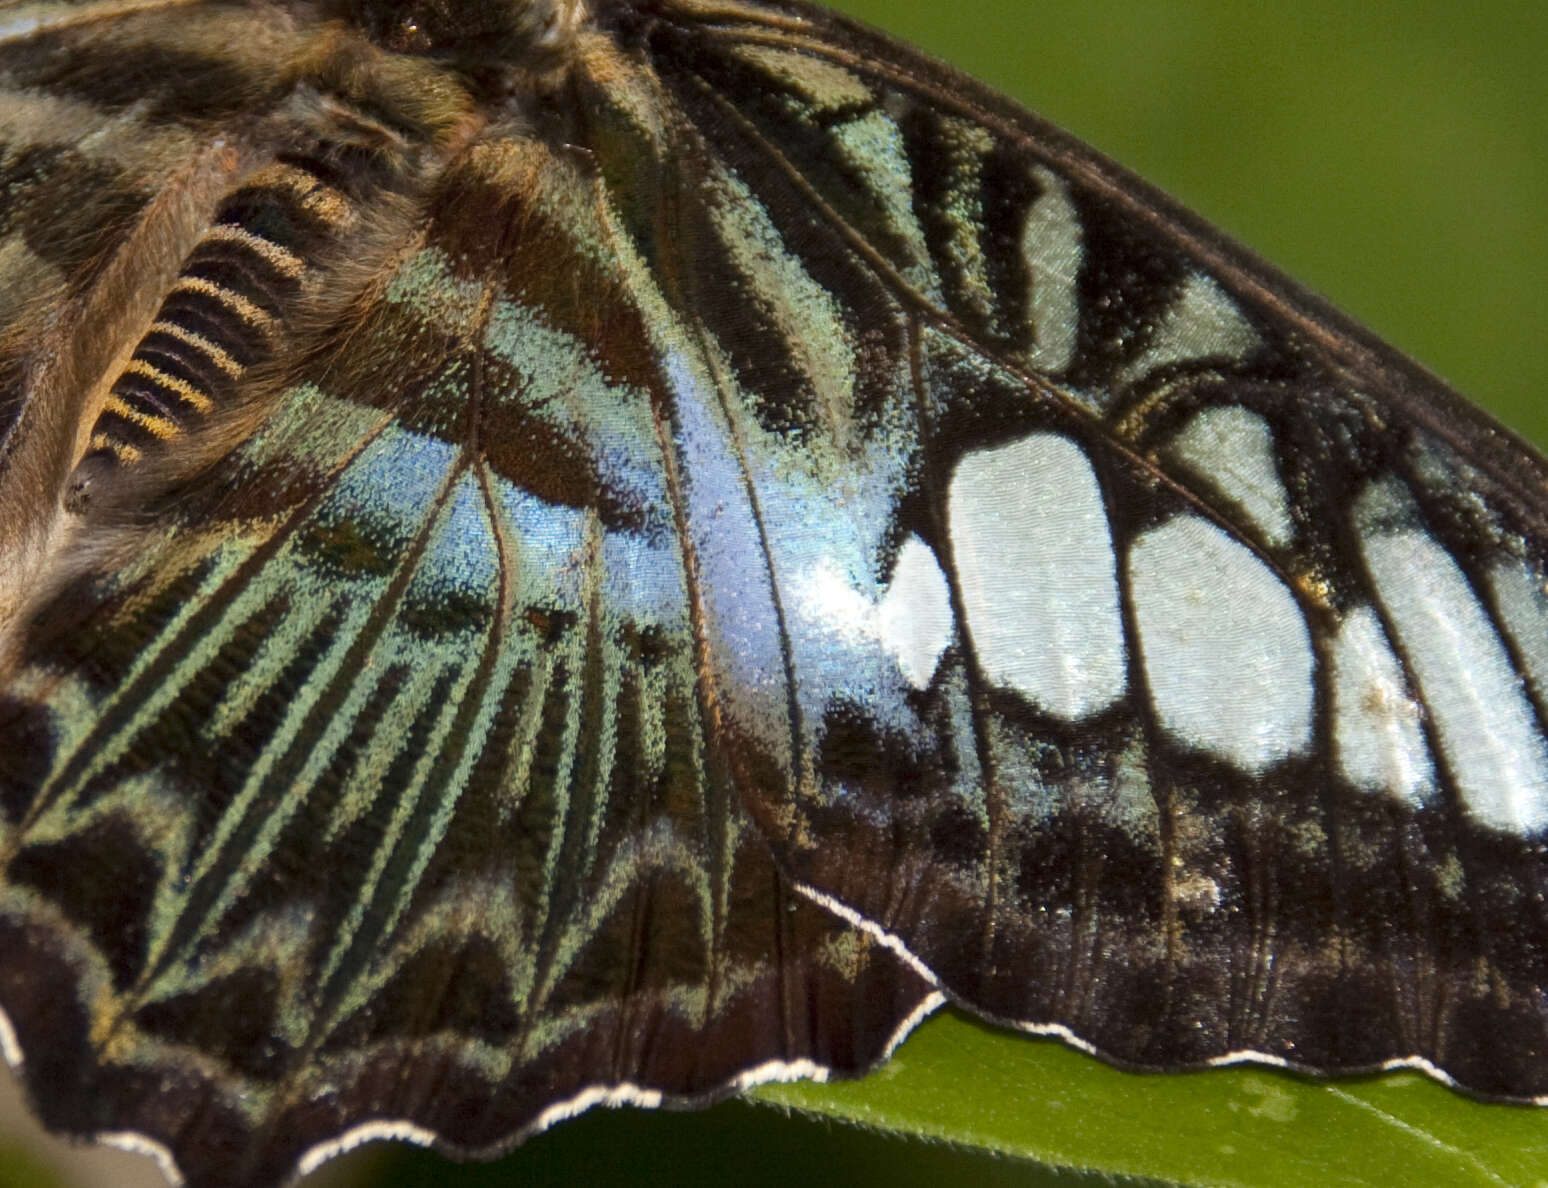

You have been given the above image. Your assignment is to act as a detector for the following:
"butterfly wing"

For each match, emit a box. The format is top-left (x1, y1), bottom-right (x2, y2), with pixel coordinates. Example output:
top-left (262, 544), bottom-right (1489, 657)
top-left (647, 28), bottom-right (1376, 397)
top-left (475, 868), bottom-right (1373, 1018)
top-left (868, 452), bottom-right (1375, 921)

top-left (629, 0), bottom-right (1548, 1093)
top-left (0, 6), bottom-right (934, 1184)
top-left (0, 0), bottom-right (1546, 1185)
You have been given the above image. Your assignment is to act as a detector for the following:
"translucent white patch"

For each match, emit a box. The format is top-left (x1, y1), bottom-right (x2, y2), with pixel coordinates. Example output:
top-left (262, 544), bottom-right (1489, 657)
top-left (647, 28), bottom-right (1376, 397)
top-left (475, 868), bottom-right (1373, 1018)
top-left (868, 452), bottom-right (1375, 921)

top-left (1168, 407), bottom-right (1294, 547)
top-left (1117, 272), bottom-right (1261, 389)
top-left (1331, 605), bottom-right (1435, 807)
top-left (789, 535), bottom-right (951, 691)
top-left (1360, 512), bottom-right (1548, 834)
top-left (1128, 514), bottom-right (1313, 771)
top-left (1021, 167), bottom-right (1081, 374)
top-left (877, 536), bottom-right (953, 689)
top-left (949, 433), bottom-right (1126, 720)
top-left (1489, 556), bottom-right (1548, 705)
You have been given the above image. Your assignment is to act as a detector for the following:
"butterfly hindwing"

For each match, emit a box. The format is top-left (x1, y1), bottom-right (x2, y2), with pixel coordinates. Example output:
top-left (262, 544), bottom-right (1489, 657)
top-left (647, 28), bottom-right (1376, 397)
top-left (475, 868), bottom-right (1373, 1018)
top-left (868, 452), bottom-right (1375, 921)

top-left (0, 11), bottom-right (932, 1183)
top-left (1, 0), bottom-right (1547, 1184)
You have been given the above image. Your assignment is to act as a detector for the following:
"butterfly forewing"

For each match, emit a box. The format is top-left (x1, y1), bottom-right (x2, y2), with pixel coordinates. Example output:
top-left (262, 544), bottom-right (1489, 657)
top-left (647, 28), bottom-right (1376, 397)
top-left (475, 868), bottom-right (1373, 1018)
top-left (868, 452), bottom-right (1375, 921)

top-left (0, 0), bottom-right (1545, 1184)
top-left (634, 1), bottom-right (1548, 1089)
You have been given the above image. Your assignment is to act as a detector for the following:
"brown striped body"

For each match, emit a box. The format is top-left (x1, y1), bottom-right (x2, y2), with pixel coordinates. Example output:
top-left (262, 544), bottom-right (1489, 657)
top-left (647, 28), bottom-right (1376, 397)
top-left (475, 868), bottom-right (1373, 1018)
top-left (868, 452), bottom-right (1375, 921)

top-left (68, 161), bottom-right (358, 503)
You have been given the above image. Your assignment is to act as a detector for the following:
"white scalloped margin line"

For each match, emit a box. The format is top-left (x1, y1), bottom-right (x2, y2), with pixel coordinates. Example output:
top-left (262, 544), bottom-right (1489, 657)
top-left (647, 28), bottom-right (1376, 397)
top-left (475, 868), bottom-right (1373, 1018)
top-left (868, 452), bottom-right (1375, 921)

top-left (296, 991), bottom-right (945, 1180)
top-left (0, 1005), bottom-right (22, 1070)
top-left (97, 1131), bottom-right (184, 1186)
top-left (4, 1002), bottom-right (185, 1184)
top-left (0, 921), bottom-right (942, 1187)
top-left (10, 878), bottom-right (1545, 1188)
top-left (295, 980), bottom-right (948, 1183)
top-left (1, 924), bottom-right (942, 1188)
top-left (291, 883), bottom-right (955, 1184)
top-left (789, 879), bottom-right (1548, 1105)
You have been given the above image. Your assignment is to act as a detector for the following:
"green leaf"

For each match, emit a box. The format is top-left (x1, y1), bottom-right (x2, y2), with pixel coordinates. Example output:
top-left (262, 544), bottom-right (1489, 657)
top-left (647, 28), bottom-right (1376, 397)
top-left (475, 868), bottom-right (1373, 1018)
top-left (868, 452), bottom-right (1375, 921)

top-left (756, 1010), bottom-right (1548, 1187)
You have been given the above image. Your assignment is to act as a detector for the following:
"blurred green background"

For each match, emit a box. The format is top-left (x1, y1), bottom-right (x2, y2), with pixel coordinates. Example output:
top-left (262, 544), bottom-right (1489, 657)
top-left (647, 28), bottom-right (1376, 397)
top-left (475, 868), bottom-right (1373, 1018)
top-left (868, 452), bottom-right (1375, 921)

top-left (4, 1), bottom-right (1545, 1186)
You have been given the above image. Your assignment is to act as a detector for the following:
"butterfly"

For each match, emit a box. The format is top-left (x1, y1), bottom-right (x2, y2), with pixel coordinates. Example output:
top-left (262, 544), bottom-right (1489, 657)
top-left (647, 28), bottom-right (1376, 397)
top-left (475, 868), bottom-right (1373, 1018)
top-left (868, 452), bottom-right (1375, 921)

top-left (0, 1), bottom-right (1545, 1187)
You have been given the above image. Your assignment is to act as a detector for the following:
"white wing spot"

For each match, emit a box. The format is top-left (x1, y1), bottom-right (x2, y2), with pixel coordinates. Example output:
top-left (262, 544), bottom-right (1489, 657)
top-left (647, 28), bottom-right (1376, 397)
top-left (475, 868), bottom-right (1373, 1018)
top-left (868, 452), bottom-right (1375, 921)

top-left (1128, 514), bottom-right (1313, 771)
top-left (878, 536), bottom-right (953, 689)
top-left (791, 535), bottom-right (952, 691)
top-left (950, 433), bottom-right (1127, 720)
top-left (1117, 272), bottom-right (1261, 390)
top-left (1021, 167), bottom-right (1082, 374)
top-left (1332, 605), bottom-right (1435, 807)
top-left (1489, 556), bottom-right (1548, 708)
top-left (1168, 406), bottom-right (1295, 547)
top-left (1358, 484), bottom-right (1548, 835)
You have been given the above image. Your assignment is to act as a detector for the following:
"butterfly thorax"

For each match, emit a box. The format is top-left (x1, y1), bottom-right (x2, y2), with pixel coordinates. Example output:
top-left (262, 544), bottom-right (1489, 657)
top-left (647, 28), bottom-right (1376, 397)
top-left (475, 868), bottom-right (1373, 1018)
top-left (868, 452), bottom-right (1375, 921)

top-left (0, 4), bottom-right (512, 602)
top-left (327, 0), bottom-right (586, 64)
